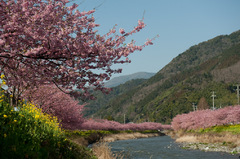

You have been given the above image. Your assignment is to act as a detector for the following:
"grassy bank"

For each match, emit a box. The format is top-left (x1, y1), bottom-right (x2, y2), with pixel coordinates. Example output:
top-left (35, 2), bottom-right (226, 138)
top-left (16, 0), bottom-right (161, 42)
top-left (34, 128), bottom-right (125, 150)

top-left (189, 124), bottom-right (240, 134)
top-left (170, 124), bottom-right (240, 154)
top-left (65, 129), bottom-right (163, 145)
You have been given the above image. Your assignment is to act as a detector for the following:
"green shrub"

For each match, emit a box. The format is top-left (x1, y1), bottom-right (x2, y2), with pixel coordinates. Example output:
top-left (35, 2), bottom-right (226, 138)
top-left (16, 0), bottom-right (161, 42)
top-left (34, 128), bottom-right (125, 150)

top-left (0, 94), bottom-right (95, 159)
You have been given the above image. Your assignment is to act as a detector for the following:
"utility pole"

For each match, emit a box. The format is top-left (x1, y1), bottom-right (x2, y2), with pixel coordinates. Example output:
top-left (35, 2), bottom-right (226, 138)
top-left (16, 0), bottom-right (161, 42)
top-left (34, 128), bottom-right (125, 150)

top-left (192, 103), bottom-right (196, 111)
top-left (124, 114), bottom-right (126, 125)
top-left (211, 91), bottom-right (216, 110)
top-left (236, 84), bottom-right (240, 105)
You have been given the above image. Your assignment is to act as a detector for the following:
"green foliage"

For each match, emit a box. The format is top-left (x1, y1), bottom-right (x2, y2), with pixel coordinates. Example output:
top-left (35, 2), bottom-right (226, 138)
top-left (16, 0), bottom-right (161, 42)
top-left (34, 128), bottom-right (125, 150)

top-left (188, 124), bottom-right (240, 135)
top-left (83, 78), bottom-right (146, 117)
top-left (216, 44), bottom-right (240, 69)
top-left (65, 130), bottom-right (112, 138)
top-left (0, 93), bottom-right (96, 159)
top-left (146, 73), bottom-right (164, 85)
top-left (104, 72), bottom-right (155, 88)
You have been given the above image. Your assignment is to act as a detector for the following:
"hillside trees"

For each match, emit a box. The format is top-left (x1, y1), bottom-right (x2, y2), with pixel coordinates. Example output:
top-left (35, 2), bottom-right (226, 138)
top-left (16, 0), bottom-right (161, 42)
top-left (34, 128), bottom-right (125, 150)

top-left (198, 97), bottom-right (209, 110)
top-left (0, 0), bottom-right (154, 103)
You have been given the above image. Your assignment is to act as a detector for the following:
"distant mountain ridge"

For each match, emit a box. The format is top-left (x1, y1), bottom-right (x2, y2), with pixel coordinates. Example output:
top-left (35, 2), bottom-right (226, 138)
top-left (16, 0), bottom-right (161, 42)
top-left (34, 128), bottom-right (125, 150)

top-left (84, 30), bottom-right (240, 124)
top-left (104, 72), bottom-right (155, 88)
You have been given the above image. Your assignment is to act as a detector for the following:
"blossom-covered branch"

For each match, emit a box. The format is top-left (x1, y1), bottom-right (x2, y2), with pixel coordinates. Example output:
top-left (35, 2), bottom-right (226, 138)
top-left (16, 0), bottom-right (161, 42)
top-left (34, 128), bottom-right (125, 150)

top-left (0, 0), bottom-right (154, 99)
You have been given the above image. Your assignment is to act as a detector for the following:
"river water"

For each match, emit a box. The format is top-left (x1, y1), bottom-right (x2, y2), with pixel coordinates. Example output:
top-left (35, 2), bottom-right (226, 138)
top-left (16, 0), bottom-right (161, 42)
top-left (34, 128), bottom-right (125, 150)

top-left (109, 136), bottom-right (239, 159)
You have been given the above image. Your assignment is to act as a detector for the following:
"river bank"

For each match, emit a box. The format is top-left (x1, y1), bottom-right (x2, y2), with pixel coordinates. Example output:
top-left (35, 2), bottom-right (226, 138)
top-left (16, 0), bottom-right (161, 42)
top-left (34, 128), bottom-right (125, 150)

top-left (68, 129), bottom-right (240, 158)
top-left (67, 131), bottom-right (165, 159)
top-left (103, 131), bottom-right (240, 155)
top-left (67, 131), bottom-right (165, 146)
top-left (109, 135), bottom-right (238, 159)
top-left (167, 130), bottom-right (240, 154)
top-left (100, 132), bottom-right (164, 142)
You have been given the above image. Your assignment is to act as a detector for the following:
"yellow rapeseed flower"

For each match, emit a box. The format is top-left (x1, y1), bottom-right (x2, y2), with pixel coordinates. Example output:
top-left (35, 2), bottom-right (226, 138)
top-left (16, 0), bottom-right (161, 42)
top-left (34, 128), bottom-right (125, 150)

top-left (4, 134), bottom-right (7, 138)
top-left (35, 115), bottom-right (40, 119)
top-left (3, 115), bottom-right (7, 118)
top-left (2, 81), bottom-right (6, 85)
top-left (1, 74), bottom-right (5, 79)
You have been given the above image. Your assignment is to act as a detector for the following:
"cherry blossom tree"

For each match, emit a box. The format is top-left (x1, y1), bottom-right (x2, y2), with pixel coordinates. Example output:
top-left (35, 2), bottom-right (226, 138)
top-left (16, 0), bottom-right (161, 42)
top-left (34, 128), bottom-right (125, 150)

top-left (0, 0), bottom-right (154, 102)
top-left (81, 119), bottom-right (171, 131)
top-left (23, 84), bottom-right (85, 130)
top-left (171, 105), bottom-right (240, 131)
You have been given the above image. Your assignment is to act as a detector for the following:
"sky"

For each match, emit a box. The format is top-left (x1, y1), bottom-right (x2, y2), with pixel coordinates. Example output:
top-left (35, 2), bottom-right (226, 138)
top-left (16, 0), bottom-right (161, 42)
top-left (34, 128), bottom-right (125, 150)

top-left (74, 0), bottom-right (240, 79)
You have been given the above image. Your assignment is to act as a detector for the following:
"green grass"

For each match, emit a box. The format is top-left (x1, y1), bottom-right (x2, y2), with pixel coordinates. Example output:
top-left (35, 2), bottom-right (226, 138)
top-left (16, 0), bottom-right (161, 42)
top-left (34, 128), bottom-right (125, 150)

top-left (188, 124), bottom-right (240, 134)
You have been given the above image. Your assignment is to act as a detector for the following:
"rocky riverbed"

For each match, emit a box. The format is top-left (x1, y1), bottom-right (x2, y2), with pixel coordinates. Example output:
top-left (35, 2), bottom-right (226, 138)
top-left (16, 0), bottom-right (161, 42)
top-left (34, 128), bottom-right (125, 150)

top-left (169, 131), bottom-right (240, 155)
top-left (180, 142), bottom-right (240, 154)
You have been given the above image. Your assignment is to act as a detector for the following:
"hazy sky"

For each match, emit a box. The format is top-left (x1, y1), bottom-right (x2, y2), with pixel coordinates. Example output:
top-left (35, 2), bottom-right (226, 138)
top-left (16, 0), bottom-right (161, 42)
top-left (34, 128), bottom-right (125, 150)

top-left (75, 0), bottom-right (240, 78)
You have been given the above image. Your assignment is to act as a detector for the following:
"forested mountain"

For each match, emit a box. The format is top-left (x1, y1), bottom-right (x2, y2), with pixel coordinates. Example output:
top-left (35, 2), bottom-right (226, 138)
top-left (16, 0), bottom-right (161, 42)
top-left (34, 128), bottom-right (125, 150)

top-left (84, 30), bottom-right (240, 124)
top-left (83, 72), bottom-right (155, 116)
top-left (83, 78), bottom-right (148, 117)
top-left (104, 72), bottom-right (155, 88)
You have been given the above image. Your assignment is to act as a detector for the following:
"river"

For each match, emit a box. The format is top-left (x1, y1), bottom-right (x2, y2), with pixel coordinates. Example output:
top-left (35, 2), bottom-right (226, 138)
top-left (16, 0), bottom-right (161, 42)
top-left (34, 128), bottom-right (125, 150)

top-left (109, 136), bottom-right (239, 159)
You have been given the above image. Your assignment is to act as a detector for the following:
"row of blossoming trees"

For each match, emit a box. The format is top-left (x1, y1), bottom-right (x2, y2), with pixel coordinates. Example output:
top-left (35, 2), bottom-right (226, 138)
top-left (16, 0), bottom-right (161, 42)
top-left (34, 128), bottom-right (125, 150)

top-left (82, 120), bottom-right (172, 131)
top-left (171, 105), bottom-right (240, 131)
top-left (0, 0), bottom-right (171, 131)
top-left (23, 85), bottom-right (172, 131)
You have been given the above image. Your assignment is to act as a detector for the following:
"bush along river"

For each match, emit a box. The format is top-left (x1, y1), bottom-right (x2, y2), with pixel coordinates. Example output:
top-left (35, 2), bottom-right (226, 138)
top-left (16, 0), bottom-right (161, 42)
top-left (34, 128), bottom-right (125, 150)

top-left (109, 136), bottom-right (239, 159)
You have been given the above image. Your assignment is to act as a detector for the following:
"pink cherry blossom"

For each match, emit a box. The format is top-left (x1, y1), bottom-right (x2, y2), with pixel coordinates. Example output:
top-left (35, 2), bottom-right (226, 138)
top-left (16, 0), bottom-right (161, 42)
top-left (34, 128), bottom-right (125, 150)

top-left (0, 0), bottom-right (155, 102)
top-left (81, 119), bottom-right (171, 131)
top-left (23, 84), bottom-right (85, 130)
top-left (172, 105), bottom-right (240, 131)
top-left (119, 28), bottom-right (125, 34)
top-left (0, 39), bottom-right (5, 46)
